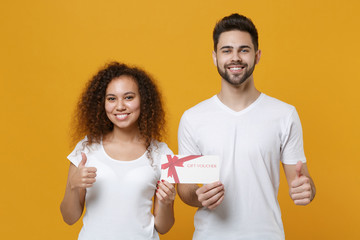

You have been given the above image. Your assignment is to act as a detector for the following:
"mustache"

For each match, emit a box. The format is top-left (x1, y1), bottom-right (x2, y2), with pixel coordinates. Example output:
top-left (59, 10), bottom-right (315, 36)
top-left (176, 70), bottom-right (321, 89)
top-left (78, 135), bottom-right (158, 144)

top-left (225, 61), bottom-right (247, 68)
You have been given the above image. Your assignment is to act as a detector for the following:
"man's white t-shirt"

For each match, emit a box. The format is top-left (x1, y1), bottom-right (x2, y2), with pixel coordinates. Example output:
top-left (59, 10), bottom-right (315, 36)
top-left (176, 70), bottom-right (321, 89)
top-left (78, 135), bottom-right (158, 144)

top-left (68, 138), bottom-right (173, 240)
top-left (178, 93), bottom-right (306, 240)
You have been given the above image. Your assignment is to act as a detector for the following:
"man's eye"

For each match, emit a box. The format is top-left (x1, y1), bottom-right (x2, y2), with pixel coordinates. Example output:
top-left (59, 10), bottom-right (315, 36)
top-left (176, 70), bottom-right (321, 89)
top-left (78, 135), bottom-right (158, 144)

top-left (241, 49), bottom-right (249, 53)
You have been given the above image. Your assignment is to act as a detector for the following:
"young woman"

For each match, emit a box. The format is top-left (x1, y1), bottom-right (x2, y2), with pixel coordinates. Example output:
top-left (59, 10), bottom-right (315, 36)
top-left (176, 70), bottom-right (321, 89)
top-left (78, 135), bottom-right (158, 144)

top-left (60, 62), bottom-right (175, 239)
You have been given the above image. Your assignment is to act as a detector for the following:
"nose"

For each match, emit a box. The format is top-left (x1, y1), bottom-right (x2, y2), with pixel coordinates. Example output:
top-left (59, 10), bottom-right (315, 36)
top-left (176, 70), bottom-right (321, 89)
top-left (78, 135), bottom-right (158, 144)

top-left (231, 52), bottom-right (241, 62)
top-left (116, 100), bottom-right (126, 111)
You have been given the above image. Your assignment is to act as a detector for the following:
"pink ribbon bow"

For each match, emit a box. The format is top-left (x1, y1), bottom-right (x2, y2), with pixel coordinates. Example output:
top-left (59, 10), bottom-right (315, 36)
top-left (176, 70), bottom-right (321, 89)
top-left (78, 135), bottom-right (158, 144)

top-left (161, 155), bottom-right (202, 183)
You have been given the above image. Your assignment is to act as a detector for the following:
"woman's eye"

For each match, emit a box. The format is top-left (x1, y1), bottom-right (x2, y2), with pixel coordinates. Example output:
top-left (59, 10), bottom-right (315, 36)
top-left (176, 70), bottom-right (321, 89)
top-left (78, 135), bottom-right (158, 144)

top-left (125, 96), bottom-right (134, 100)
top-left (107, 97), bottom-right (116, 101)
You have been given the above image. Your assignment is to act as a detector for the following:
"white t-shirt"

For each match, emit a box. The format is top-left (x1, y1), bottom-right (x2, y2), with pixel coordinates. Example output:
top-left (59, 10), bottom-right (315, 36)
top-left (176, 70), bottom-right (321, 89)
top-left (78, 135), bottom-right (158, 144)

top-left (178, 93), bottom-right (306, 240)
top-left (68, 137), bottom-right (173, 240)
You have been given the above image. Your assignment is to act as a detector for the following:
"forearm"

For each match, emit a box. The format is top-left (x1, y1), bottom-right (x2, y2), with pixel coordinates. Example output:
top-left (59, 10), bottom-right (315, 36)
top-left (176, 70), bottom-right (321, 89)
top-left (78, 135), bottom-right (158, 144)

top-left (154, 201), bottom-right (175, 234)
top-left (177, 184), bottom-right (202, 208)
top-left (60, 182), bottom-right (85, 225)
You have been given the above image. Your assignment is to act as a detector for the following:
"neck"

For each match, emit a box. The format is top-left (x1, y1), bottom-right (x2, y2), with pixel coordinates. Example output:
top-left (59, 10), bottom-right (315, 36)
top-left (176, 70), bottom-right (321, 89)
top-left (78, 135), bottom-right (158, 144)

top-left (217, 76), bottom-right (261, 112)
top-left (104, 125), bottom-right (142, 143)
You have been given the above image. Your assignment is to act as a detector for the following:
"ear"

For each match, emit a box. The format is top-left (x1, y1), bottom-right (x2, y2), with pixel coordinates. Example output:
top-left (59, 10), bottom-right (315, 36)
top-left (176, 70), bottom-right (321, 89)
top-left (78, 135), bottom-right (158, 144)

top-left (212, 51), bottom-right (217, 67)
top-left (255, 49), bottom-right (261, 65)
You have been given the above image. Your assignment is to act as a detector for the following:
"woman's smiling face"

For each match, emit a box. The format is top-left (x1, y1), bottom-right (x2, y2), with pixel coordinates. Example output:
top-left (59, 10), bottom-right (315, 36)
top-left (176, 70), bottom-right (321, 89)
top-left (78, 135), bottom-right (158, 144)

top-left (105, 75), bottom-right (141, 131)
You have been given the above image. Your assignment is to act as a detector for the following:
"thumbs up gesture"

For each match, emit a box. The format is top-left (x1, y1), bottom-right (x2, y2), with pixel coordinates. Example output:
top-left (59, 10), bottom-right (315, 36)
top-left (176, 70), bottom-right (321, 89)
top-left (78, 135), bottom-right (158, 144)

top-left (70, 152), bottom-right (97, 190)
top-left (289, 161), bottom-right (313, 205)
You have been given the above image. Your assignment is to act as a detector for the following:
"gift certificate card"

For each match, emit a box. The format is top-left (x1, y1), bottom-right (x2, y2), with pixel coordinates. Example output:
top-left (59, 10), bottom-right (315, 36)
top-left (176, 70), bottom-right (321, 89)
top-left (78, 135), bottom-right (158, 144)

top-left (160, 155), bottom-right (219, 184)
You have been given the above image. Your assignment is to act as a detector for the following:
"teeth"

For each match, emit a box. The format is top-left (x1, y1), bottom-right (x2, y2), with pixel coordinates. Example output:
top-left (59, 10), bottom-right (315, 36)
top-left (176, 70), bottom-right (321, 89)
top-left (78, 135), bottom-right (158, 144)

top-left (116, 114), bottom-right (128, 120)
top-left (230, 67), bottom-right (244, 70)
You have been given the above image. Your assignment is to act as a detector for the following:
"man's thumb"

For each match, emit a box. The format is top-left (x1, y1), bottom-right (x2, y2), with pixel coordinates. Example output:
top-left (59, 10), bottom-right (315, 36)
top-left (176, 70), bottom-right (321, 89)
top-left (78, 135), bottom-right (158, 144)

top-left (295, 161), bottom-right (303, 178)
top-left (79, 152), bottom-right (87, 167)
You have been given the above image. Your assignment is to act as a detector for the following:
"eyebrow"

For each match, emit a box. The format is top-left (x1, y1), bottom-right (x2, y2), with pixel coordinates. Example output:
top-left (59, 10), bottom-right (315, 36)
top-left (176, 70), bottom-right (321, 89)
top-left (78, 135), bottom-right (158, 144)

top-left (106, 92), bottom-right (136, 97)
top-left (219, 45), bottom-right (252, 50)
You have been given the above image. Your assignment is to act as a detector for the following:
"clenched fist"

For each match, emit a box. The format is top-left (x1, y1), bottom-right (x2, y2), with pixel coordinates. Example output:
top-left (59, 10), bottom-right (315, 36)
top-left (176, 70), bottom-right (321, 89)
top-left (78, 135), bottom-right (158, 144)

top-left (289, 161), bottom-right (313, 205)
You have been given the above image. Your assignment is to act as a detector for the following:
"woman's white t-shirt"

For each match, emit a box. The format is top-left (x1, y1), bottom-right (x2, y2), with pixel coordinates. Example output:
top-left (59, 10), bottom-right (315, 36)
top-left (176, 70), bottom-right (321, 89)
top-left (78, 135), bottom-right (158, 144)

top-left (68, 138), bottom-right (173, 240)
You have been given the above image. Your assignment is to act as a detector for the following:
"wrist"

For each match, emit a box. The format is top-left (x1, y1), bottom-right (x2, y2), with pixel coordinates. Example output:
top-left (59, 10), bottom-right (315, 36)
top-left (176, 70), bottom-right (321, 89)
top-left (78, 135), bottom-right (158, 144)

top-left (157, 199), bottom-right (174, 207)
top-left (68, 180), bottom-right (78, 191)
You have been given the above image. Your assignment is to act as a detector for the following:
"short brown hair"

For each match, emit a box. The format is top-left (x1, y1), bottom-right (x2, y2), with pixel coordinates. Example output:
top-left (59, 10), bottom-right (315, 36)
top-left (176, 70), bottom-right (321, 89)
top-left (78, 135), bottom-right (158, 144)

top-left (213, 13), bottom-right (259, 51)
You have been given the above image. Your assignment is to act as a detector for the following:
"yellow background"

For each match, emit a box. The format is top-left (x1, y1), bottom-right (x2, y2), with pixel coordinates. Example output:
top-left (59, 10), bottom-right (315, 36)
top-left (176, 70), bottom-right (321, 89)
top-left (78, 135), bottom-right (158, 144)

top-left (1, 0), bottom-right (359, 239)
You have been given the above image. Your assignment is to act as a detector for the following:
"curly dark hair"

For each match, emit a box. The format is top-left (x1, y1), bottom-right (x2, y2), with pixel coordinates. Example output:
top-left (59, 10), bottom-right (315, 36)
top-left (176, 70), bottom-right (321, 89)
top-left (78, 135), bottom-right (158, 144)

top-left (72, 62), bottom-right (165, 152)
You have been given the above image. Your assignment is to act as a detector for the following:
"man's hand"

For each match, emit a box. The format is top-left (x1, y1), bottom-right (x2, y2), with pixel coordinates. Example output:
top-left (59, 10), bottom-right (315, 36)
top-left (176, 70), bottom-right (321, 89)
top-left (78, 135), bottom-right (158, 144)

top-left (289, 161), bottom-right (313, 205)
top-left (195, 181), bottom-right (225, 210)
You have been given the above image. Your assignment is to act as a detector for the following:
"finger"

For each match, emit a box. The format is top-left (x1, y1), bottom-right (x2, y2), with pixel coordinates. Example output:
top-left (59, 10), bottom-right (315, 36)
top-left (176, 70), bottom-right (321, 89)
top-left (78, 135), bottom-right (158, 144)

top-left (160, 180), bottom-right (176, 193)
top-left (81, 183), bottom-right (95, 188)
top-left (291, 191), bottom-right (311, 201)
top-left (157, 184), bottom-right (175, 200)
top-left (157, 183), bottom-right (172, 195)
top-left (156, 187), bottom-right (168, 199)
top-left (208, 194), bottom-right (225, 210)
top-left (294, 198), bottom-right (311, 206)
top-left (201, 190), bottom-right (224, 208)
top-left (196, 181), bottom-right (223, 195)
top-left (197, 184), bottom-right (224, 202)
top-left (290, 183), bottom-right (311, 195)
top-left (291, 176), bottom-right (310, 188)
top-left (290, 182), bottom-right (311, 195)
top-left (82, 177), bottom-right (96, 184)
top-left (80, 167), bottom-right (96, 177)
top-left (295, 161), bottom-right (303, 178)
top-left (79, 152), bottom-right (87, 167)
top-left (291, 187), bottom-right (310, 195)
top-left (156, 188), bottom-right (175, 203)
top-left (87, 172), bottom-right (97, 178)
top-left (156, 191), bottom-right (164, 201)
top-left (87, 167), bottom-right (97, 173)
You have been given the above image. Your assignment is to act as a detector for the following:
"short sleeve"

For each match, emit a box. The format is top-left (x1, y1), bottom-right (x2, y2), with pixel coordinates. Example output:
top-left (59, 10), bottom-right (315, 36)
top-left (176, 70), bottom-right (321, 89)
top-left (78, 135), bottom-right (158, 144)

top-left (150, 141), bottom-right (174, 165)
top-left (280, 109), bottom-right (306, 164)
top-left (154, 142), bottom-right (173, 155)
top-left (150, 141), bottom-right (173, 180)
top-left (178, 112), bottom-right (201, 155)
top-left (67, 136), bottom-right (90, 167)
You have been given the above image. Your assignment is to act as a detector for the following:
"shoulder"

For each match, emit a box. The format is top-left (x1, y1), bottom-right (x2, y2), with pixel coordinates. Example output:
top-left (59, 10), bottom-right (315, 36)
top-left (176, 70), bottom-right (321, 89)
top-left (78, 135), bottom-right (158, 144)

top-left (150, 140), bottom-right (173, 156)
top-left (67, 136), bottom-right (101, 166)
top-left (261, 94), bottom-right (295, 111)
top-left (151, 140), bottom-right (172, 154)
top-left (258, 94), bottom-right (298, 119)
top-left (149, 140), bottom-right (173, 167)
top-left (259, 94), bottom-right (304, 136)
top-left (181, 96), bottom-right (216, 120)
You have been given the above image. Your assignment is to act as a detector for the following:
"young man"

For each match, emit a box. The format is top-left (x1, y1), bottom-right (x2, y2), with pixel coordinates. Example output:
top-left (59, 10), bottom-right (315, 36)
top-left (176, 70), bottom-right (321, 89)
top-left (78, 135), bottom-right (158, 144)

top-left (177, 14), bottom-right (316, 240)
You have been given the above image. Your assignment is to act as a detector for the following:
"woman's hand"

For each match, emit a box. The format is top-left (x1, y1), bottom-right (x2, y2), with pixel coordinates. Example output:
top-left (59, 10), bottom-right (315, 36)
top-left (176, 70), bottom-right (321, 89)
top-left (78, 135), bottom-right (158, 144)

top-left (70, 152), bottom-right (97, 189)
top-left (60, 152), bottom-right (96, 225)
top-left (156, 180), bottom-right (176, 205)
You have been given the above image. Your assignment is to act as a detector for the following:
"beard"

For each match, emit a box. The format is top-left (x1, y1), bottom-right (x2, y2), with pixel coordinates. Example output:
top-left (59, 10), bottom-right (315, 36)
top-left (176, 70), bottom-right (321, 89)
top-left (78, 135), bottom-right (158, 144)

top-left (217, 60), bottom-right (256, 86)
